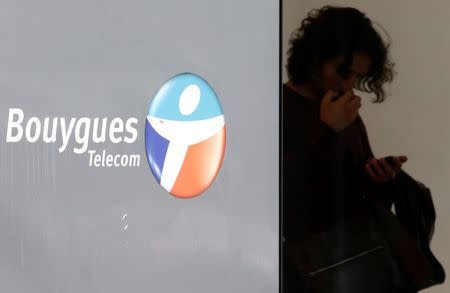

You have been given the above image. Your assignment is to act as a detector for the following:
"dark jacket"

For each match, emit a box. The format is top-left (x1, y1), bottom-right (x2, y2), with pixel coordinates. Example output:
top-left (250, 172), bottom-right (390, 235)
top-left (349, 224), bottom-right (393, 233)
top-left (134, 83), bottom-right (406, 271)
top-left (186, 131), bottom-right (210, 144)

top-left (282, 84), bottom-right (445, 292)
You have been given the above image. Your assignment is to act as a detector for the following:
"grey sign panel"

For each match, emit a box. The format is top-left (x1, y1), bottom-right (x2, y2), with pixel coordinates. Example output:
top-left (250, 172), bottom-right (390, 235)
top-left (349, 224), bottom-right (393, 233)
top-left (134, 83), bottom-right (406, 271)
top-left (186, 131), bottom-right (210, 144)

top-left (0, 1), bottom-right (279, 292)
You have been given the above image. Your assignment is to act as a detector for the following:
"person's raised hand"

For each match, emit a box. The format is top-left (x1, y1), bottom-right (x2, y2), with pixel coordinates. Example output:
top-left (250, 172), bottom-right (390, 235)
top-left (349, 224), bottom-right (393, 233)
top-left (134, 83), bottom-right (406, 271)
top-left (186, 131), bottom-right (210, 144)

top-left (365, 155), bottom-right (408, 183)
top-left (320, 89), bottom-right (362, 132)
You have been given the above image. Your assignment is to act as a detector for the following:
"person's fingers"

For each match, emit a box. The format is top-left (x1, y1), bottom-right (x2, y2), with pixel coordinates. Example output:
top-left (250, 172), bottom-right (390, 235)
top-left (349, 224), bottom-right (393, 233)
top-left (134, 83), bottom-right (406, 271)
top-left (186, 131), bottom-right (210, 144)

top-left (349, 109), bottom-right (359, 122)
top-left (347, 96), bottom-right (361, 118)
top-left (365, 163), bottom-right (378, 179)
top-left (340, 89), bottom-right (355, 103)
top-left (379, 158), bottom-right (395, 178)
top-left (369, 158), bottom-right (385, 177)
top-left (348, 96), bottom-right (361, 116)
top-left (398, 155), bottom-right (408, 163)
top-left (392, 156), bottom-right (403, 171)
top-left (349, 95), bottom-right (362, 106)
top-left (323, 90), bottom-right (338, 104)
top-left (350, 99), bottom-right (362, 111)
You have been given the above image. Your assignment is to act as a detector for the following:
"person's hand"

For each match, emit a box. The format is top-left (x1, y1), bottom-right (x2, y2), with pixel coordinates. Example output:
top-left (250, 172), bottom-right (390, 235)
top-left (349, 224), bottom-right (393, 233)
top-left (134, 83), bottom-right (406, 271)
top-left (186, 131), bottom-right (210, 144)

top-left (320, 89), bottom-right (362, 132)
top-left (365, 156), bottom-right (408, 183)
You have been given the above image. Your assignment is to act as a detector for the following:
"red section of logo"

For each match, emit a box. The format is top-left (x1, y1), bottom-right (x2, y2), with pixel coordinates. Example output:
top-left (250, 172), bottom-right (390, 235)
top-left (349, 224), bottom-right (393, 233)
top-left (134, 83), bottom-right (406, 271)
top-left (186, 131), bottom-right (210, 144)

top-left (170, 126), bottom-right (226, 198)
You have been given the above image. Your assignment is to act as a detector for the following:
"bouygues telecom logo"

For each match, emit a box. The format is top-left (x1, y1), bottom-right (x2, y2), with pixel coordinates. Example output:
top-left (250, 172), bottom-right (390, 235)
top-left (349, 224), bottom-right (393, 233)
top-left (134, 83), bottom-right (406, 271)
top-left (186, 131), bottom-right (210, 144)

top-left (3, 72), bottom-right (225, 198)
top-left (145, 73), bottom-right (226, 198)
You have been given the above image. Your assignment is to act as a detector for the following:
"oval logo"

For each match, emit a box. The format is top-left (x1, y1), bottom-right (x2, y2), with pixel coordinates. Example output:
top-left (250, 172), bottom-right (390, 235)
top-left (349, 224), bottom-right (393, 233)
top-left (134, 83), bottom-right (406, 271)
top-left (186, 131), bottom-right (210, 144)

top-left (145, 73), bottom-right (226, 198)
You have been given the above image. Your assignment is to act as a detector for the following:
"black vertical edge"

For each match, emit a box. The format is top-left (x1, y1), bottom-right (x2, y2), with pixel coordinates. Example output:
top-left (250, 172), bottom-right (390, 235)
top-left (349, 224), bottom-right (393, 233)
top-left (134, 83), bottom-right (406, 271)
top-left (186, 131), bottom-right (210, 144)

top-left (279, 0), bottom-right (283, 292)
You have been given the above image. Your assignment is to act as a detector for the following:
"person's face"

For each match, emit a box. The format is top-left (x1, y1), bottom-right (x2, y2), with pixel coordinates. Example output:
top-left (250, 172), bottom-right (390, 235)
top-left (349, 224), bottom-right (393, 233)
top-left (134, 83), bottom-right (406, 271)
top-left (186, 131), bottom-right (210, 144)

top-left (313, 52), bottom-right (372, 96)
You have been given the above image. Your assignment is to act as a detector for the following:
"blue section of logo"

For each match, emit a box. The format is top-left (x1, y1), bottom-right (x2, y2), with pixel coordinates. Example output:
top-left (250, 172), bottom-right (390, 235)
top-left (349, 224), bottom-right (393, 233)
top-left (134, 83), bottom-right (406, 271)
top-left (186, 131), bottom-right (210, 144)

top-left (148, 73), bottom-right (223, 121)
top-left (145, 119), bottom-right (169, 183)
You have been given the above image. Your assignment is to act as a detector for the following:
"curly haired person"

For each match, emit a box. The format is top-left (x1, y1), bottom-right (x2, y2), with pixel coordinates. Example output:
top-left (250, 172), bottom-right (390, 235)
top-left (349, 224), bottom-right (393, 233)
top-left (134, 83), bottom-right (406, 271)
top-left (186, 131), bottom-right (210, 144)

top-left (283, 6), bottom-right (414, 292)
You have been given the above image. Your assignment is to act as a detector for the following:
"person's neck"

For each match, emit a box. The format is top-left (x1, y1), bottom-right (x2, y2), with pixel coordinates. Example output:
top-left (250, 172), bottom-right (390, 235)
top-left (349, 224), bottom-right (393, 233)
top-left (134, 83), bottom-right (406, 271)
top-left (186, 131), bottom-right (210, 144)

top-left (285, 80), bottom-right (319, 101)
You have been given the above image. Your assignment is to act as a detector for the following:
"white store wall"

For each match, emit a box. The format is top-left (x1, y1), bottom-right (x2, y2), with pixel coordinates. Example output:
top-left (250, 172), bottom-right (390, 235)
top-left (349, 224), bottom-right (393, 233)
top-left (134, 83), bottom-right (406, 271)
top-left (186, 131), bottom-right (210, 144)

top-left (283, 1), bottom-right (450, 292)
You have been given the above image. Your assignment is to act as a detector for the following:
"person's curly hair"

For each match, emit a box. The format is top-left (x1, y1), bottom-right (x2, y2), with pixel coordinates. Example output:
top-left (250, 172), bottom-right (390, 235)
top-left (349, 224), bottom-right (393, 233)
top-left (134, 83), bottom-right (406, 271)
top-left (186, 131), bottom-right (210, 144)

top-left (286, 6), bottom-right (394, 102)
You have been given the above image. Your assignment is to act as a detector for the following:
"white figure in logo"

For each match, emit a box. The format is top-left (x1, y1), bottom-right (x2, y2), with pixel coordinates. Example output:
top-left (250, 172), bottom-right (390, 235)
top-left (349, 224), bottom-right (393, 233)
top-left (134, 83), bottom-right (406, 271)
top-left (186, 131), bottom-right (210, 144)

top-left (147, 84), bottom-right (225, 192)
